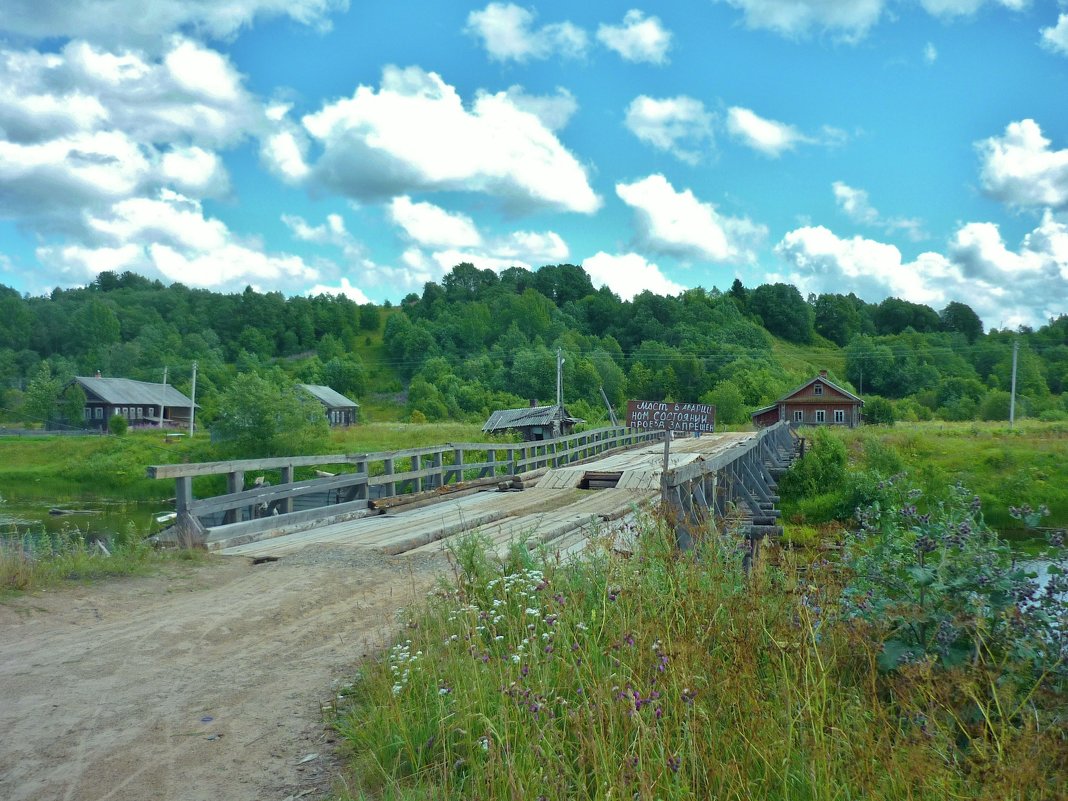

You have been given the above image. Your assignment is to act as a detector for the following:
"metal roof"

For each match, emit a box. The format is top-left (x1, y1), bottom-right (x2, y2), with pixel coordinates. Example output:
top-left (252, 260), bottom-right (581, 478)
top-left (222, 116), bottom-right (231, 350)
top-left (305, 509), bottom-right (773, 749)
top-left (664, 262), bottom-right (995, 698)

top-left (483, 404), bottom-right (582, 432)
top-left (299, 384), bottom-right (359, 409)
top-left (775, 374), bottom-right (863, 405)
top-left (73, 376), bottom-right (197, 407)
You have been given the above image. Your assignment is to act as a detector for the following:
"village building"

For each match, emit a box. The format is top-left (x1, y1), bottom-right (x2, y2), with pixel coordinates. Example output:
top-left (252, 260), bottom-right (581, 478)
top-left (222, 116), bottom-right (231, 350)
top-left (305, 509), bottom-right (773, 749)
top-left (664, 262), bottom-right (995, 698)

top-left (751, 370), bottom-right (863, 429)
top-left (65, 375), bottom-right (198, 432)
top-left (299, 384), bottom-right (359, 426)
top-left (482, 402), bottom-right (583, 441)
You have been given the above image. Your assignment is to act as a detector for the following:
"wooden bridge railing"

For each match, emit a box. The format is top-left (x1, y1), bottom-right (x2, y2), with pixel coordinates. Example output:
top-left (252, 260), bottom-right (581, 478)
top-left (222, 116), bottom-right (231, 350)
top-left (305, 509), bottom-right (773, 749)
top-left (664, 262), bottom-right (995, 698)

top-left (148, 426), bottom-right (665, 542)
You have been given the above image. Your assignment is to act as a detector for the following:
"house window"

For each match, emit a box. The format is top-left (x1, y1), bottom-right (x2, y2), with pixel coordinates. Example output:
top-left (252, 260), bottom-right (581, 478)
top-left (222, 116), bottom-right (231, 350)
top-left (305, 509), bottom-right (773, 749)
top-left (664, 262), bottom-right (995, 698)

top-left (813, 383), bottom-right (823, 395)
top-left (816, 410), bottom-right (826, 423)
top-left (84, 408), bottom-right (90, 419)
top-left (793, 410), bottom-right (803, 423)
top-left (834, 409), bottom-right (845, 423)
top-left (95, 407), bottom-right (103, 419)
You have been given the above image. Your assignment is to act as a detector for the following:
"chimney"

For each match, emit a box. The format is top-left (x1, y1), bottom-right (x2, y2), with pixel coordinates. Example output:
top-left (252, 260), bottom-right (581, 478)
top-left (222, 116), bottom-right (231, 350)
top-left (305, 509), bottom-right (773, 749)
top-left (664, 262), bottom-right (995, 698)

top-left (95, 370), bottom-right (102, 378)
top-left (530, 398), bottom-right (538, 408)
top-left (819, 370), bottom-right (828, 378)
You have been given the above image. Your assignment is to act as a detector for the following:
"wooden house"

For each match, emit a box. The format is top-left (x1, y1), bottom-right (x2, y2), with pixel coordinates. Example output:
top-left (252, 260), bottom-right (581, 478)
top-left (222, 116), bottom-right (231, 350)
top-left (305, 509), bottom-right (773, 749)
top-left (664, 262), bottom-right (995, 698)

top-left (483, 402), bottom-right (583, 441)
top-left (751, 370), bottom-right (863, 429)
top-left (66, 375), bottom-right (198, 432)
top-left (299, 384), bottom-right (359, 426)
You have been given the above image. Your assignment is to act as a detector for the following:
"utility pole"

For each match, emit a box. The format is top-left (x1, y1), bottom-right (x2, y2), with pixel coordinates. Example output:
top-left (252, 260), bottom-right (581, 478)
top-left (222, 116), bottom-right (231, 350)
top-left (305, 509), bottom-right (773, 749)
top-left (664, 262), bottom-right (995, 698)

top-left (556, 348), bottom-right (564, 407)
top-left (158, 366), bottom-right (168, 428)
top-left (599, 386), bottom-right (618, 426)
top-left (188, 361), bottom-right (198, 437)
top-left (1009, 338), bottom-right (1019, 429)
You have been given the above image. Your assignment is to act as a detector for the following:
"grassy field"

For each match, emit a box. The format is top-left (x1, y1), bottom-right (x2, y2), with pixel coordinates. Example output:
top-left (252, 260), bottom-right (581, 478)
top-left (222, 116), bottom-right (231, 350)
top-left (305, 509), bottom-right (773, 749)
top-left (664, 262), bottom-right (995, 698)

top-left (840, 420), bottom-right (1068, 531)
top-left (331, 521), bottom-right (1066, 800)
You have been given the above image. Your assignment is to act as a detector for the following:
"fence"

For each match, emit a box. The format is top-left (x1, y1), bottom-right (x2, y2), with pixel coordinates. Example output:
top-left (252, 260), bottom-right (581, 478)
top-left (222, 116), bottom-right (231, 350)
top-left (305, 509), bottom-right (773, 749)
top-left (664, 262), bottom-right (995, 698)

top-left (148, 426), bottom-right (664, 543)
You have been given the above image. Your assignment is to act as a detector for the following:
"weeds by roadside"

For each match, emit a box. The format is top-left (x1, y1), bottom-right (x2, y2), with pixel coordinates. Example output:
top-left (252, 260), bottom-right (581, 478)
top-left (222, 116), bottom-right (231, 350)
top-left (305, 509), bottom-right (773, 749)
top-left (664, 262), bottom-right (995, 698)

top-left (1, 504), bottom-right (202, 595)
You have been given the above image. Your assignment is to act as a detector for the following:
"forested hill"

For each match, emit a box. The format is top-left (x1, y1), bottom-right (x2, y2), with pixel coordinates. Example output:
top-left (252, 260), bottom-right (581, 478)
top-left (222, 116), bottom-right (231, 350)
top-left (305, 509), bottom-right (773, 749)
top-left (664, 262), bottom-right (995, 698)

top-left (2, 264), bottom-right (1067, 428)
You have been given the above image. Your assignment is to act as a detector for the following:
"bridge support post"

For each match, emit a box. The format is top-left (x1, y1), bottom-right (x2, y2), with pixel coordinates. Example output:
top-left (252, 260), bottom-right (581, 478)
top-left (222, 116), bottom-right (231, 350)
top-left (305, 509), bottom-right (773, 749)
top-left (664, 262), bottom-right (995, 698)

top-left (224, 471), bottom-right (243, 524)
top-left (280, 465), bottom-right (293, 514)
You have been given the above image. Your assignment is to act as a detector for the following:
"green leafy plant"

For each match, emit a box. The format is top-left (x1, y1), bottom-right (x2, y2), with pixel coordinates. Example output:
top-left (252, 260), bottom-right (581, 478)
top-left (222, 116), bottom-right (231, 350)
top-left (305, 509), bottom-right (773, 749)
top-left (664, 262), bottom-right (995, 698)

top-left (841, 479), bottom-right (1066, 675)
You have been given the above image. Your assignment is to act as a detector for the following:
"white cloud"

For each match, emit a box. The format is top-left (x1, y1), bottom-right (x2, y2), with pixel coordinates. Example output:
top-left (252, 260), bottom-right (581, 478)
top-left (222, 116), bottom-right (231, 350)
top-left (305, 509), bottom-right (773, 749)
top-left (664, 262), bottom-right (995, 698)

top-left (37, 189), bottom-right (322, 291)
top-left (465, 3), bottom-right (587, 62)
top-left (977, 119), bottom-right (1068, 209)
top-left (919, 0), bottom-right (1026, 18)
top-left (924, 42), bottom-right (938, 63)
top-left (388, 196), bottom-right (569, 278)
top-left (615, 174), bottom-right (766, 263)
top-left (717, 0), bottom-right (886, 41)
top-left (775, 213), bottom-right (1068, 329)
top-left (306, 277), bottom-right (371, 303)
top-left (832, 181), bottom-right (925, 240)
top-left (0, 0), bottom-right (346, 49)
top-left (596, 10), bottom-right (672, 65)
top-left (624, 95), bottom-right (714, 164)
top-left (285, 66), bottom-right (600, 214)
top-left (726, 106), bottom-right (807, 157)
top-left (389, 196), bottom-right (482, 249)
top-left (160, 145), bottom-right (229, 196)
top-left (716, 0), bottom-right (1022, 41)
top-left (582, 252), bottom-right (685, 300)
top-left (502, 86), bottom-right (578, 131)
top-left (1041, 14), bottom-right (1068, 57)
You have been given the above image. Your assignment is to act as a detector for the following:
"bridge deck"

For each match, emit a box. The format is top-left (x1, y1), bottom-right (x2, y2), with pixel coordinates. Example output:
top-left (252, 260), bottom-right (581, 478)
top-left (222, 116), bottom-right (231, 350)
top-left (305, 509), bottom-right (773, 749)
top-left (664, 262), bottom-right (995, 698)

top-left (220, 432), bottom-right (754, 560)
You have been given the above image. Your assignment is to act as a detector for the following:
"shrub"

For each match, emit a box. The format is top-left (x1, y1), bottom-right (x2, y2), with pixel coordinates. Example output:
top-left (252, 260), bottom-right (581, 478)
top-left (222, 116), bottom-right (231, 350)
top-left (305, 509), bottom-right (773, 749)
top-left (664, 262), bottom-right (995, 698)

top-left (864, 396), bottom-right (895, 425)
top-left (108, 414), bottom-right (128, 436)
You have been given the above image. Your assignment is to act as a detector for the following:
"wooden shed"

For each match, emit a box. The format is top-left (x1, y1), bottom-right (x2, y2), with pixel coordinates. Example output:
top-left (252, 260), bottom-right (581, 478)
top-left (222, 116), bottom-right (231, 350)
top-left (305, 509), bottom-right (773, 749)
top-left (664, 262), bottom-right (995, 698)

top-left (482, 403), bottom-right (583, 441)
top-left (299, 384), bottom-right (359, 426)
top-left (751, 370), bottom-right (863, 429)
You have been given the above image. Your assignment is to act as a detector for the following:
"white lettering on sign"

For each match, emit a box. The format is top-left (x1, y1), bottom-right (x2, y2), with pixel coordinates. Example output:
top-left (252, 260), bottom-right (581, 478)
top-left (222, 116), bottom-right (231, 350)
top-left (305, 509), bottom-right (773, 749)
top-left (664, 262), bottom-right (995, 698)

top-left (625, 400), bottom-right (716, 433)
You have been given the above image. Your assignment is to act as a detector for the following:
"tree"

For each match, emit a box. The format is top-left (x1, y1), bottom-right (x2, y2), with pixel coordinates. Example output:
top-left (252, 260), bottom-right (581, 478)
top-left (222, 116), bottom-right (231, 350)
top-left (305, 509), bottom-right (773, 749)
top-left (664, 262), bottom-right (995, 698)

top-left (702, 381), bottom-right (746, 426)
top-left (940, 301), bottom-right (983, 343)
top-left (23, 363), bottom-right (61, 425)
top-left (749, 283), bottom-right (814, 343)
top-left (863, 397), bottom-right (895, 425)
top-left (359, 304), bottom-right (380, 331)
top-left (211, 372), bottom-right (329, 457)
top-left (813, 293), bottom-right (862, 346)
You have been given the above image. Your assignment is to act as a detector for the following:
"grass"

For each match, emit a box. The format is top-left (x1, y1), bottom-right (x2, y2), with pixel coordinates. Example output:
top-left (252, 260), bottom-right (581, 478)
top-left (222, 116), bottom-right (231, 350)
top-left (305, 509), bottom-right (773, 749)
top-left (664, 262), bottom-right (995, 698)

top-left (0, 519), bottom-right (203, 596)
top-left (330, 521), bottom-right (1067, 800)
top-left (840, 420), bottom-right (1068, 531)
top-left (782, 420), bottom-right (1068, 535)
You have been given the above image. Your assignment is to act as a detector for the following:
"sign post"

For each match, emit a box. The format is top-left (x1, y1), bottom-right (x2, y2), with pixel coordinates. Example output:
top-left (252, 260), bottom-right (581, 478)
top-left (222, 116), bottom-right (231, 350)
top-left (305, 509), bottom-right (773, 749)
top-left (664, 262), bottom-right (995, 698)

top-left (625, 400), bottom-right (716, 505)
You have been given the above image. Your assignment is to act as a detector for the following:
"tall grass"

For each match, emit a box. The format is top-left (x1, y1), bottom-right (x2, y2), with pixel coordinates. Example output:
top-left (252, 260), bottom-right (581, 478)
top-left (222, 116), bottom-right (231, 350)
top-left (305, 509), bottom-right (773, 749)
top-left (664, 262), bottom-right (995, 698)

top-left (332, 519), bottom-right (1066, 800)
top-left (0, 518), bottom-right (202, 595)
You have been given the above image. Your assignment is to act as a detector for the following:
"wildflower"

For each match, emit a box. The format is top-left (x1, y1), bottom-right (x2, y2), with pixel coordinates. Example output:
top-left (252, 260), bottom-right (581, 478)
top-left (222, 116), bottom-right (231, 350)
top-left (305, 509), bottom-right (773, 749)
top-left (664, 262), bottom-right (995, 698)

top-left (494, 635), bottom-right (504, 641)
top-left (667, 755), bottom-right (681, 773)
top-left (512, 654), bottom-right (521, 663)
top-left (439, 687), bottom-right (452, 696)
top-left (479, 737), bottom-right (489, 752)
top-left (524, 607), bottom-right (540, 617)
top-left (576, 622), bottom-right (588, 631)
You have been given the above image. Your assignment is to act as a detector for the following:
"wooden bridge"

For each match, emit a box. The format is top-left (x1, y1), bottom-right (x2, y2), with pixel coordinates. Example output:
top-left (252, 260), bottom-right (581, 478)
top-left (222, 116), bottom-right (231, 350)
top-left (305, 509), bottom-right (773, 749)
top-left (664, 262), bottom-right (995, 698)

top-left (148, 422), bottom-right (797, 560)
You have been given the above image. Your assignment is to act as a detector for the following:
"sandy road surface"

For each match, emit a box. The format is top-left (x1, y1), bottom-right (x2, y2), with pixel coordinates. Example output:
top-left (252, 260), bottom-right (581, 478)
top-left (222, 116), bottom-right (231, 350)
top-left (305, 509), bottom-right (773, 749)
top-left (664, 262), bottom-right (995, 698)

top-left (0, 546), bottom-right (448, 801)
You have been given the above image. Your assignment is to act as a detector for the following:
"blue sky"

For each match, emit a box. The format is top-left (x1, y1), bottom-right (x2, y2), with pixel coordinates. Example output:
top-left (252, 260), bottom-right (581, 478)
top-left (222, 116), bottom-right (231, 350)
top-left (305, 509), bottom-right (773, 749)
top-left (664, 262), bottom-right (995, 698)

top-left (1, 1), bottom-right (1067, 329)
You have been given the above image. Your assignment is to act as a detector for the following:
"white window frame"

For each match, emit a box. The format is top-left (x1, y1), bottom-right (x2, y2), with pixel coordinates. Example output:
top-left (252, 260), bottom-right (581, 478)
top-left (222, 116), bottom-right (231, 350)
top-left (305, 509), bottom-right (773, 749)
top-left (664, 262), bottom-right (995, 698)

top-left (793, 410), bottom-right (803, 423)
top-left (95, 407), bottom-right (103, 419)
top-left (834, 409), bottom-right (845, 423)
top-left (813, 382), bottom-right (823, 396)
top-left (816, 410), bottom-right (826, 423)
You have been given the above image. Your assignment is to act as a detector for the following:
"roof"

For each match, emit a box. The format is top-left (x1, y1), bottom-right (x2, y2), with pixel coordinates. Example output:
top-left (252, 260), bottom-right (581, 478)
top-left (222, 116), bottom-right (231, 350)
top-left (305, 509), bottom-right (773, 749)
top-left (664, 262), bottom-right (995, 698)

top-left (299, 384), bottom-right (359, 409)
top-left (776, 374), bottom-right (863, 405)
top-left (750, 404), bottom-right (777, 417)
top-left (483, 404), bottom-right (583, 432)
top-left (72, 376), bottom-right (197, 407)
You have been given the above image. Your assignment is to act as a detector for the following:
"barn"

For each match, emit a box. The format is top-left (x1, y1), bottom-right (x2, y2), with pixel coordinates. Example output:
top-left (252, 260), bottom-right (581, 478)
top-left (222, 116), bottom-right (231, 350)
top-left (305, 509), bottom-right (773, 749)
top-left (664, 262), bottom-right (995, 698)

top-left (751, 370), bottom-right (863, 429)
top-left (298, 384), bottom-right (359, 426)
top-left (482, 402), bottom-right (583, 441)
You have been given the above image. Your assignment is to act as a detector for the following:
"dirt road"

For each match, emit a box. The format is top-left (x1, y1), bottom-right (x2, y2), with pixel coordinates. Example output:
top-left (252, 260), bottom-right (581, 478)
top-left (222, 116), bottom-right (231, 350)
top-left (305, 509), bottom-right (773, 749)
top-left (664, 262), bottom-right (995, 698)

top-left (0, 546), bottom-right (448, 801)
